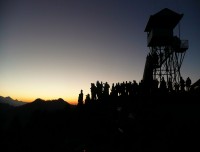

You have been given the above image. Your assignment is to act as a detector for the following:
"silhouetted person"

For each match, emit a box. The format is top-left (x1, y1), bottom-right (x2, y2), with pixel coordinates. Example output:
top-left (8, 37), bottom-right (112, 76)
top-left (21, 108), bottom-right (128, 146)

top-left (78, 90), bottom-right (84, 105)
top-left (116, 83), bottom-right (120, 96)
top-left (139, 80), bottom-right (144, 94)
top-left (152, 79), bottom-right (159, 93)
top-left (120, 82), bottom-right (126, 96)
top-left (126, 81), bottom-right (132, 96)
top-left (103, 82), bottom-right (110, 97)
top-left (186, 77), bottom-right (192, 91)
top-left (90, 83), bottom-right (97, 101)
top-left (96, 81), bottom-right (103, 100)
top-left (85, 94), bottom-right (91, 105)
top-left (168, 78), bottom-right (173, 92)
top-left (174, 82), bottom-right (179, 92)
top-left (111, 83), bottom-right (117, 97)
top-left (160, 77), bottom-right (167, 93)
top-left (180, 77), bottom-right (185, 92)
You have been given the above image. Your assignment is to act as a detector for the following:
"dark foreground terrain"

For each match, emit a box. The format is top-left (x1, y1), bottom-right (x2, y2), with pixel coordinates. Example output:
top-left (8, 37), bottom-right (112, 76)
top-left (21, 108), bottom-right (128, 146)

top-left (0, 92), bottom-right (200, 152)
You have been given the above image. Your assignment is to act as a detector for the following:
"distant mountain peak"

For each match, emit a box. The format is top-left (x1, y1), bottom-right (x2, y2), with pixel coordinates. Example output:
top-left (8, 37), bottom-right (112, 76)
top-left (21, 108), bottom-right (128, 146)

top-left (5, 96), bottom-right (12, 100)
top-left (21, 98), bottom-right (71, 111)
top-left (0, 96), bottom-right (27, 107)
top-left (58, 98), bottom-right (65, 102)
top-left (34, 98), bottom-right (45, 103)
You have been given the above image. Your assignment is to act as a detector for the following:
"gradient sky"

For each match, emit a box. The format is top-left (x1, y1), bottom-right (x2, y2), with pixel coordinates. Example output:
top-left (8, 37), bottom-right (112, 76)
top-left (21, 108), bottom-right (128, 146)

top-left (0, 0), bottom-right (200, 104)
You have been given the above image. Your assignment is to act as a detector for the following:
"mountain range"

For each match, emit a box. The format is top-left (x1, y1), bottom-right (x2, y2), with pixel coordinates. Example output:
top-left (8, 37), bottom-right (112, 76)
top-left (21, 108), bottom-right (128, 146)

top-left (0, 96), bottom-right (72, 109)
top-left (0, 96), bottom-right (27, 106)
top-left (18, 98), bottom-right (72, 111)
top-left (0, 97), bottom-right (73, 129)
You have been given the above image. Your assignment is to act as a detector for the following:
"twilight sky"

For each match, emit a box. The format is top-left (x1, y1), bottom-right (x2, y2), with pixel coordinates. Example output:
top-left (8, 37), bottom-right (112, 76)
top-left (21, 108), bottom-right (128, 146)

top-left (0, 0), bottom-right (200, 104)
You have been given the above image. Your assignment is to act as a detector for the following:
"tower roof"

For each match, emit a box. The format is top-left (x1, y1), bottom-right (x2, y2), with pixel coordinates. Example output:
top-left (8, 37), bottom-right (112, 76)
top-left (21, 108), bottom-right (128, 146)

top-left (145, 8), bottom-right (183, 32)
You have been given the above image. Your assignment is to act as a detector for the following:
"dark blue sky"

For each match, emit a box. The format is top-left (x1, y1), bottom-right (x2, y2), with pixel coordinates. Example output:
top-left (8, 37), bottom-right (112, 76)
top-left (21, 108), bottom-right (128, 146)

top-left (0, 0), bottom-right (199, 103)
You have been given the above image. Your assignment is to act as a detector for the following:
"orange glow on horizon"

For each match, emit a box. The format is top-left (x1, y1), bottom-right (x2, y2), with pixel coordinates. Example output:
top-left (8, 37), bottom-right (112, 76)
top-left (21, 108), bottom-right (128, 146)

top-left (0, 95), bottom-right (78, 105)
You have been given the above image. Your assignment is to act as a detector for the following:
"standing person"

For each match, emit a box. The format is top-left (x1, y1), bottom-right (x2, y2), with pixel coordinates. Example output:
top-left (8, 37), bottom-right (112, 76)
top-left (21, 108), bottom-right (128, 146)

top-left (168, 78), bottom-right (173, 92)
top-left (85, 94), bottom-right (91, 105)
top-left (186, 77), bottom-right (192, 91)
top-left (160, 77), bottom-right (167, 93)
top-left (96, 81), bottom-right (103, 100)
top-left (103, 82), bottom-right (110, 97)
top-left (180, 77), bottom-right (185, 92)
top-left (174, 82), bottom-right (179, 92)
top-left (90, 83), bottom-right (97, 101)
top-left (78, 90), bottom-right (84, 105)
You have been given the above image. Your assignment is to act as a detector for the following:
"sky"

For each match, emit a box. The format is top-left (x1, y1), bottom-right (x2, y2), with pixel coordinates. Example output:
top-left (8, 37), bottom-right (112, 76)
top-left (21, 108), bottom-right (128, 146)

top-left (0, 0), bottom-right (200, 104)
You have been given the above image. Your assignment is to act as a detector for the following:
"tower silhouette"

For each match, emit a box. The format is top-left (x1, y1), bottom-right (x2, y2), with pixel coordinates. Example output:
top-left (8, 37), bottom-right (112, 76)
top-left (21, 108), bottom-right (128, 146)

top-left (143, 8), bottom-right (188, 90)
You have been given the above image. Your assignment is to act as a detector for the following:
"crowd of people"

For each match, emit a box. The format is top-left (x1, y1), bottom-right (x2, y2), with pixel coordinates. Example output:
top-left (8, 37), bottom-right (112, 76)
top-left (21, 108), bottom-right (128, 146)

top-left (78, 76), bottom-right (193, 105)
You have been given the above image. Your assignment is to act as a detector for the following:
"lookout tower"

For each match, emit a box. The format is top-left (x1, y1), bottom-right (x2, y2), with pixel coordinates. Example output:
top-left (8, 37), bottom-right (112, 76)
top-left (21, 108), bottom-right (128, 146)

top-left (143, 8), bottom-right (188, 90)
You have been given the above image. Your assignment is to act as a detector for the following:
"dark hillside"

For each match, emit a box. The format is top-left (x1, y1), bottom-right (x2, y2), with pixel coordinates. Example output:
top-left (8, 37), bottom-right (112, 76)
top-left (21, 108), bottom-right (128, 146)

top-left (0, 92), bottom-right (200, 152)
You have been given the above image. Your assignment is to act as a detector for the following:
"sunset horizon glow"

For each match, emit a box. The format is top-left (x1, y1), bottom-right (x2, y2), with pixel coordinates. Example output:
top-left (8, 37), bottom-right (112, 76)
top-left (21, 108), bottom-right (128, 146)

top-left (1, 0), bottom-right (200, 105)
